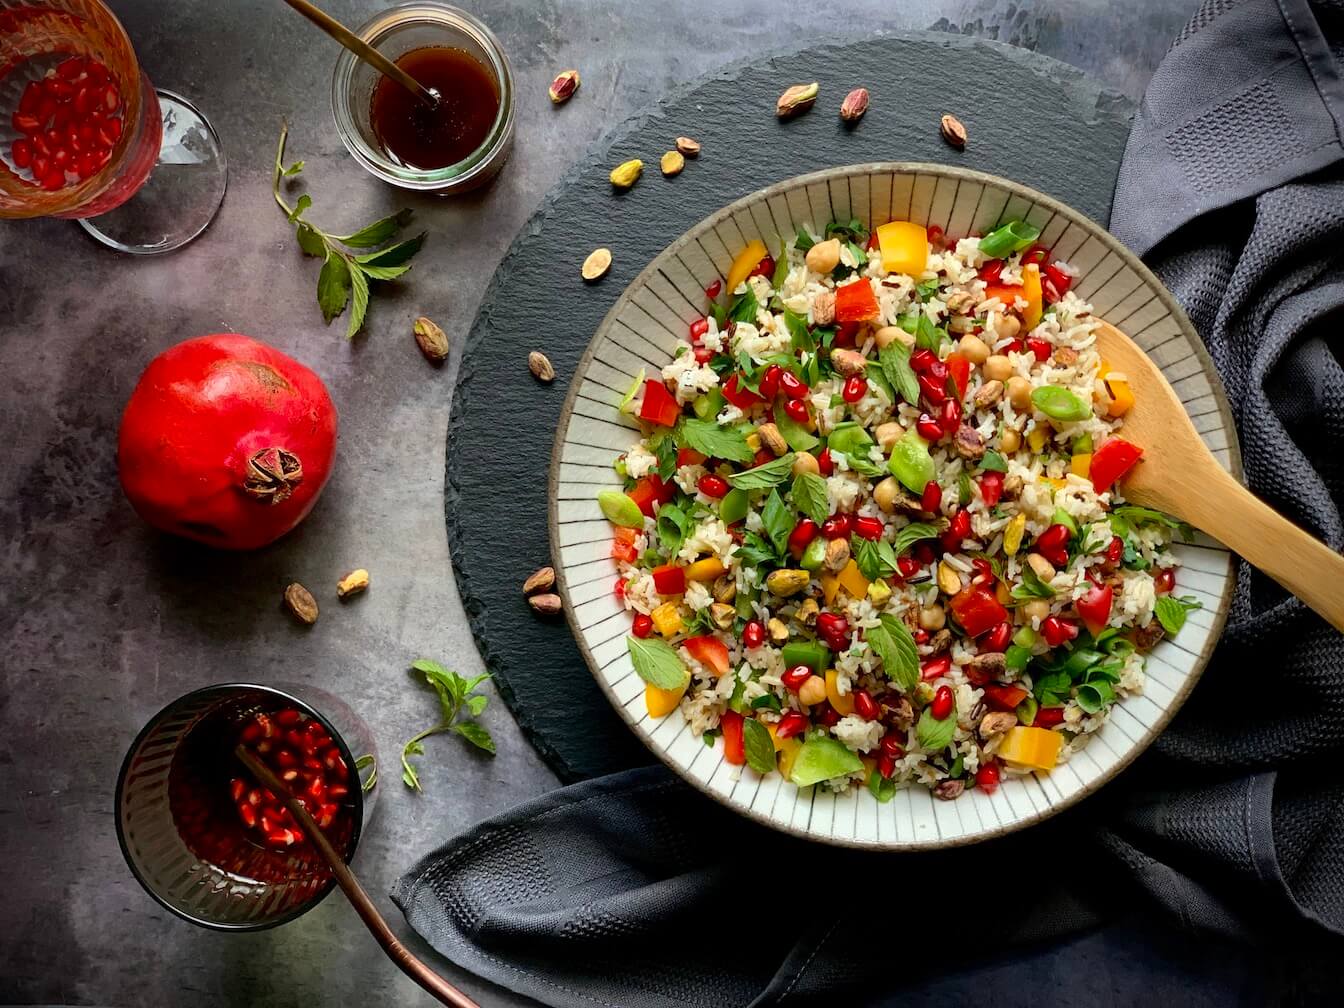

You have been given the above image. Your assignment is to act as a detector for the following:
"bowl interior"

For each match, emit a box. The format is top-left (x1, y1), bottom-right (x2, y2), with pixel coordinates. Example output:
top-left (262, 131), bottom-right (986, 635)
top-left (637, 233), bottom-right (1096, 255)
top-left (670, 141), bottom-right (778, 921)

top-left (550, 164), bottom-right (1236, 849)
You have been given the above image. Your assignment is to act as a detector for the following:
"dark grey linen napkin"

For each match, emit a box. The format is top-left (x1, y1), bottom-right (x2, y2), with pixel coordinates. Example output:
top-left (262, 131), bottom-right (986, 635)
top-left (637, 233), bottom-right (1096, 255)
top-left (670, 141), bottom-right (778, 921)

top-left (396, 3), bottom-right (1344, 1004)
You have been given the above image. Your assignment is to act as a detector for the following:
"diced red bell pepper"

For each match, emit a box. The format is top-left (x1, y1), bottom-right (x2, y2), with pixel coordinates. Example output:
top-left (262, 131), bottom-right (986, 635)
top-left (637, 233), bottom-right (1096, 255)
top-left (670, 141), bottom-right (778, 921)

top-left (611, 540), bottom-right (638, 564)
top-left (684, 635), bottom-right (731, 678)
top-left (677, 447), bottom-right (707, 467)
top-left (721, 710), bottom-right (746, 765)
top-left (1075, 581), bottom-right (1114, 637)
top-left (627, 474), bottom-right (675, 518)
top-left (945, 351), bottom-right (970, 399)
top-left (983, 683), bottom-right (1029, 711)
top-left (651, 564), bottom-right (686, 595)
top-left (722, 373), bottom-right (764, 409)
top-left (1089, 437), bottom-right (1143, 493)
top-left (1033, 706), bottom-right (1066, 728)
top-left (834, 279), bottom-right (880, 322)
top-left (948, 585), bottom-right (1009, 638)
top-left (983, 281), bottom-right (1023, 310)
top-left (638, 379), bottom-right (681, 428)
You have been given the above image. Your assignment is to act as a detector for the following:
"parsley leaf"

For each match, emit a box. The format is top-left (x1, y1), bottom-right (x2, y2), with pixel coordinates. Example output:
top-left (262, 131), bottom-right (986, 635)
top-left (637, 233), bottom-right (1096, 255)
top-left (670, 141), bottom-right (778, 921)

top-left (794, 227), bottom-right (816, 252)
top-left (915, 278), bottom-right (940, 301)
top-left (1033, 670), bottom-right (1072, 707)
top-left (627, 636), bottom-right (690, 690)
top-left (791, 472), bottom-right (830, 526)
top-left (400, 660), bottom-right (494, 790)
top-left (653, 435), bottom-right (679, 480)
top-left (677, 418), bottom-right (753, 463)
top-left (879, 342), bottom-right (920, 406)
top-left (1154, 594), bottom-right (1201, 636)
top-left (726, 453), bottom-right (797, 491)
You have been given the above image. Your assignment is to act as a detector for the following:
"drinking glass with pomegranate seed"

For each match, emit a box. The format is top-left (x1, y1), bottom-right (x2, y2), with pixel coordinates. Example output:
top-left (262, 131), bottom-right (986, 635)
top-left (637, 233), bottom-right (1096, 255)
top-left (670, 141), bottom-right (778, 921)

top-left (0, 0), bottom-right (226, 253)
top-left (598, 217), bottom-right (1202, 801)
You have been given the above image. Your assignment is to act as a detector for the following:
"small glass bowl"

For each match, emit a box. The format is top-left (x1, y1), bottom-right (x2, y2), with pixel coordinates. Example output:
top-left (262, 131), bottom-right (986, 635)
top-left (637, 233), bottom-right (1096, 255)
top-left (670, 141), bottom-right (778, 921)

top-left (331, 2), bottom-right (514, 193)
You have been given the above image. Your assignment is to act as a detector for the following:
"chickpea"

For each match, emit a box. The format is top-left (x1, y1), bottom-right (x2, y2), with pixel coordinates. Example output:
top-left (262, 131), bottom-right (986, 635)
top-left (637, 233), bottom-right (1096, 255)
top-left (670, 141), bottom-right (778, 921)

top-left (873, 476), bottom-right (901, 513)
top-left (1006, 376), bottom-right (1033, 410)
top-left (1026, 553), bottom-right (1056, 581)
top-left (874, 422), bottom-right (904, 452)
top-left (805, 238), bottom-right (841, 274)
top-left (997, 314), bottom-right (1022, 340)
top-left (798, 675), bottom-right (827, 706)
top-left (792, 452), bottom-right (820, 477)
top-left (918, 605), bottom-right (946, 631)
top-left (983, 355), bottom-right (1013, 382)
top-left (875, 325), bottom-right (916, 350)
top-left (1021, 599), bottom-right (1051, 623)
top-left (1000, 427), bottom-right (1022, 453)
top-left (957, 333), bottom-right (990, 365)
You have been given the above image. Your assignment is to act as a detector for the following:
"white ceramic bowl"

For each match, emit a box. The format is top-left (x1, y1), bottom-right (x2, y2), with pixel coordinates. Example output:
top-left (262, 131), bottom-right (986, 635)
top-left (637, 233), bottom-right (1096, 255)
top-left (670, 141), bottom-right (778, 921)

top-left (549, 164), bottom-right (1236, 849)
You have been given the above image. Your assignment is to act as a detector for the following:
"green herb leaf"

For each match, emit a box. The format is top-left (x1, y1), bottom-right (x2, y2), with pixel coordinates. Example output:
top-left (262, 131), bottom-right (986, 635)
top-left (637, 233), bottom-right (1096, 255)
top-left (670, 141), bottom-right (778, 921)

top-left (656, 502), bottom-right (690, 554)
top-left (958, 471), bottom-right (972, 506)
top-left (1016, 695), bottom-right (1039, 726)
top-left (783, 308), bottom-right (815, 353)
top-left (287, 193), bottom-right (312, 223)
top-left (336, 208), bottom-right (413, 248)
top-left (627, 636), bottom-right (690, 690)
top-left (677, 418), bottom-right (753, 463)
top-left (296, 222), bottom-right (326, 257)
top-left (789, 735), bottom-right (863, 787)
top-left (879, 342), bottom-right (920, 406)
top-left (742, 717), bottom-right (776, 774)
top-left (1011, 564), bottom-right (1056, 601)
top-left (852, 536), bottom-right (899, 582)
top-left (916, 707), bottom-right (956, 751)
top-left (598, 489), bottom-right (644, 528)
top-left (282, 159), bottom-right (305, 176)
top-left (791, 472), bottom-right (829, 526)
top-left (915, 315), bottom-right (945, 352)
top-left (1111, 505), bottom-right (1196, 542)
top-left (358, 263), bottom-right (413, 282)
top-left (980, 450), bottom-right (1008, 473)
top-left (728, 286), bottom-right (760, 324)
top-left (317, 254), bottom-right (351, 323)
top-left (1154, 594), bottom-right (1201, 636)
top-left (915, 277), bottom-right (940, 301)
top-left (794, 227), bottom-right (816, 252)
top-left (761, 490), bottom-right (794, 555)
top-left (726, 453), bottom-right (797, 491)
top-left (454, 720), bottom-right (496, 753)
top-left (891, 521), bottom-right (942, 557)
top-left (771, 245), bottom-right (790, 289)
top-left (354, 232), bottom-right (426, 268)
top-left (346, 263), bottom-right (370, 338)
top-left (400, 660), bottom-right (495, 790)
top-left (867, 613), bottom-right (919, 691)
top-left (719, 487), bottom-right (750, 524)
top-left (1033, 670), bottom-right (1072, 706)
top-left (868, 769), bottom-right (898, 802)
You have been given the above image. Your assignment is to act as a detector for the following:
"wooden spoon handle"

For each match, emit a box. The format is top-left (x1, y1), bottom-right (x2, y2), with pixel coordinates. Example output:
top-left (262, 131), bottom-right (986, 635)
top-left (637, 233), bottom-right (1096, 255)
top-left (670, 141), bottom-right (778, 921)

top-left (235, 747), bottom-right (480, 1008)
top-left (1182, 469), bottom-right (1344, 632)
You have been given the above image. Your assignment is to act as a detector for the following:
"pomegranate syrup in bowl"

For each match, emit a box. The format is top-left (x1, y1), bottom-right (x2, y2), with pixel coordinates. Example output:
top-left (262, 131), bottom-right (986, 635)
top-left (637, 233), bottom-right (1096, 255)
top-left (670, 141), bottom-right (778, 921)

top-left (370, 45), bottom-right (499, 171)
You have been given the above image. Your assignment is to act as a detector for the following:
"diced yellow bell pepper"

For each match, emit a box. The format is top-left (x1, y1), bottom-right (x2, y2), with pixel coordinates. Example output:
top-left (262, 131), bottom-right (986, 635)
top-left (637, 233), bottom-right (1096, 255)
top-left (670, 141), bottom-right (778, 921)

top-left (1097, 359), bottom-right (1135, 417)
top-left (995, 579), bottom-right (1012, 606)
top-left (766, 723), bottom-right (783, 752)
top-left (820, 571), bottom-right (840, 607)
top-left (686, 557), bottom-right (726, 583)
top-left (1003, 513), bottom-right (1027, 556)
top-left (837, 559), bottom-right (870, 601)
top-left (1021, 263), bottom-right (1043, 330)
top-left (1027, 426), bottom-right (1049, 453)
top-left (726, 238), bottom-right (767, 294)
top-left (876, 220), bottom-right (929, 277)
top-left (1042, 476), bottom-right (1067, 493)
top-left (777, 736), bottom-right (803, 778)
top-left (645, 680), bottom-right (688, 718)
top-left (997, 725), bottom-right (1064, 770)
top-left (650, 602), bottom-right (683, 638)
top-left (1070, 453), bottom-right (1093, 478)
top-left (825, 669), bottom-right (855, 716)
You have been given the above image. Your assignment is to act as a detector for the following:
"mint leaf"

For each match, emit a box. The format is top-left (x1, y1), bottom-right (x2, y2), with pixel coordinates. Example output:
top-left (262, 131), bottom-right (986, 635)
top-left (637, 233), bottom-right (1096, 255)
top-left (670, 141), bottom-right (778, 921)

top-left (1112, 505), bottom-right (1195, 543)
top-left (354, 232), bottom-right (426, 268)
top-left (656, 502), bottom-right (690, 554)
top-left (1154, 594), bottom-right (1201, 636)
top-left (346, 263), bottom-right (370, 338)
top-left (791, 472), bottom-right (829, 526)
top-left (1011, 564), bottom-right (1055, 601)
top-left (783, 308), bottom-right (815, 353)
top-left (336, 208), bottom-right (413, 248)
top-left (317, 254), bottom-right (350, 323)
top-left (677, 418), bottom-right (753, 463)
top-left (627, 636), bottom-right (689, 690)
top-left (454, 721), bottom-right (496, 754)
top-left (287, 193), bottom-right (312, 223)
top-left (916, 707), bottom-right (956, 751)
top-left (980, 450), bottom-right (1008, 473)
top-left (400, 659), bottom-right (495, 790)
top-left (726, 453), bottom-right (796, 491)
top-left (852, 536), bottom-right (898, 581)
top-left (358, 263), bottom-right (412, 282)
top-left (891, 521), bottom-right (942, 558)
top-left (728, 286), bottom-right (759, 324)
top-left (742, 717), bottom-right (776, 775)
top-left (761, 490), bottom-right (794, 555)
top-left (296, 222), bottom-right (326, 257)
top-left (879, 342), bottom-right (920, 406)
top-left (868, 769), bottom-right (898, 802)
top-left (868, 614), bottom-right (919, 691)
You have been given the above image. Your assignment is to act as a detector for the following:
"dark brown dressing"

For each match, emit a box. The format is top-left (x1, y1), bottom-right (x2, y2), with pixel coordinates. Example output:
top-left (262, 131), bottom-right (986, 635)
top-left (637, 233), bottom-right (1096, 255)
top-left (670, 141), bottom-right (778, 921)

top-left (369, 46), bottom-right (499, 171)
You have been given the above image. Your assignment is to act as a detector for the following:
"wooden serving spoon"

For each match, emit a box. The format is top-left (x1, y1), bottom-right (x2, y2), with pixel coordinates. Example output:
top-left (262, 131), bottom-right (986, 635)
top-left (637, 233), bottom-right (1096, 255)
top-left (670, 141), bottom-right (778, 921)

top-left (1093, 320), bottom-right (1344, 632)
top-left (234, 746), bottom-right (478, 1008)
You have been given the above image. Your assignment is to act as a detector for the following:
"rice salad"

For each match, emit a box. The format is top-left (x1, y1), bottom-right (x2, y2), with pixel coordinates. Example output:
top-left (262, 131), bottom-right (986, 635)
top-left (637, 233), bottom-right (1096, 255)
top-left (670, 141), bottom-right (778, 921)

top-left (598, 217), bottom-right (1201, 802)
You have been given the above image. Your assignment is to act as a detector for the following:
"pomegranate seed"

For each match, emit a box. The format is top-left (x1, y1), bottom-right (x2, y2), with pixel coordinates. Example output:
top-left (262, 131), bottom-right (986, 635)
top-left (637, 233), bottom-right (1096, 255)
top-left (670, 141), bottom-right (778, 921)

top-left (307, 777), bottom-right (326, 801)
top-left (971, 557), bottom-right (994, 579)
top-left (930, 685), bottom-right (954, 720)
top-left (928, 224), bottom-right (944, 245)
top-left (614, 578), bottom-right (627, 601)
top-left (100, 83), bottom-right (120, 113)
top-left (742, 619), bottom-right (765, 649)
top-left (693, 346), bottom-right (714, 364)
top-left (1042, 277), bottom-right (1062, 304)
top-left (631, 611), bottom-right (653, 638)
top-left (689, 317), bottom-right (709, 342)
top-left (1027, 338), bottom-right (1052, 362)
top-left (229, 778), bottom-right (246, 802)
top-left (920, 480), bottom-right (942, 513)
top-left (821, 513), bottom-right (852, 539)
top-left (705, 279), bottom-right (722, 300)
top-left (877, 753), bottom-right (896, 778)
top-left (942, 508), bottom-right (971, 551)
top-left (697, 473), bottom-right (728, 499)
top-left (96, 116), bottom-right (122, 147)
top-left (879, 732), bottom-right (905, 758)
top-left (852, 515), bottom-right (884, 541)
top-left (328, 753), bottom-right (348, 779)
top-left (927, 359), bottom-right (949, 382)
top-left (916, 413), bottom-right (943, 441)
top-left (1154, 567), bottom-right (1176, 594)
top-left (980, 621), bottom-right (1012, 653)
top-left (788, 518), bottom-right (819, 554)
top-left (782, 665), bottom-right (813, 692)
top-left (814, 702), bottom-right (841, 727)
top-left (917, 372), bottom-right (947, 405)
top-left (326, 783), bottom-right (349, 799)
top-left (940, 397), bottom-right (961, 431)
top-left (817, 448), bottom-right (834, 476)
top-left (303, 755), bottom-right (324, 772)
top-left (749, 254), bottom-right (775, 280)
top-left (912, 628), bottom-right (929, 645)
top-left (783, 398), bottom-right (809, 423)
top-left (1044, 263), bottom-right (1073, 298)
top-left (979, 471), bottom-right (1004, 507)
top-left (13, 110), bottom-right (42, 134)
top-left (246, 788), bottom-right (262, 807)
top-left (913, 542), bottom-right (937, 564)
top-left (975, 761), bottom-right (1001, 795)
top-left (910, 349), bottom-right (936, 372)
top-left (842, 375), bottom-right (868, 403)
top-left (18, 81), bottom-right (41, 115)
top-left (238, 803), bottom-right (257, 828)
top-left (274, 748), bottom-right (297, 768)
top-left (816, 612), bottom-right (850, 650)
top-left (1041, 615), bottom-right (1080, 648)
top-left (896, 554), bottom-right (921, 580)
top-left (759, 364), bottom-right (783, 399)
top-left (979, 259), bottom-right (1004, 283)
top-left (259, 812), bottom-right (276, 833)
top-left (266, 828), bottom-right (298, 847)
top-left (854, 690), bottom-right (880, 720)
top-left (56, 56), bottom-right (86, 79)
top-left (1035, 523), bottom-right (1071, 566)
top-left (921, 654), bottom-right (952, 682)
top-left (276, 708), bottom-right (303, 727)
top-left (779, 373), bottom-right (807, 402)
top-left (775, 711), bottom-right (809, 739)
top-left (1104, 535), bottom-right (1124, 567)
top-left (11, 138), bottom-right (33, 168)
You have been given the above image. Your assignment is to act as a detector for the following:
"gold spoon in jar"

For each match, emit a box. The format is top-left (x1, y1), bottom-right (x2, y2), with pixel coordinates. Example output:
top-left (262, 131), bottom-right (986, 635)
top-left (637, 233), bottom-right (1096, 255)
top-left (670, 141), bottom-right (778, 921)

top-left (280, 0), bottom-right (441, 108)
top-left (1093, 320), bottom-right (1344, 632)
top-left (234, 746), bottom-right (476, 1008)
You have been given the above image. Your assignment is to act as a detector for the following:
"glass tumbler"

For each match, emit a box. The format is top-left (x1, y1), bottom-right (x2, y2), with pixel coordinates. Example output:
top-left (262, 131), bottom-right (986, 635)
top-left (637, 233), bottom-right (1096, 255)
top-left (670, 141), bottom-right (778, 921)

top-left (115, 683), bottom-right (377, 931)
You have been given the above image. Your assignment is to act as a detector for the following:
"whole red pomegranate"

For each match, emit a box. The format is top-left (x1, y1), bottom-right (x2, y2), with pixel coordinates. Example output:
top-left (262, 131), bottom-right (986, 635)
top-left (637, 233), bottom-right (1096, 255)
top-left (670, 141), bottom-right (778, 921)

top-left (118, 334), bottom-right (338, 550)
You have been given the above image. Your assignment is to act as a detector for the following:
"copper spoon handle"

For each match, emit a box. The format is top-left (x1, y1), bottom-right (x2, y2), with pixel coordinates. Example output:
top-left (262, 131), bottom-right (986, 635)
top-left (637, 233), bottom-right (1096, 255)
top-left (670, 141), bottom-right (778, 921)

top-left (280, 0), bottom-right (439, 107)
top-left (234, 746), bottom-right (478, 1008)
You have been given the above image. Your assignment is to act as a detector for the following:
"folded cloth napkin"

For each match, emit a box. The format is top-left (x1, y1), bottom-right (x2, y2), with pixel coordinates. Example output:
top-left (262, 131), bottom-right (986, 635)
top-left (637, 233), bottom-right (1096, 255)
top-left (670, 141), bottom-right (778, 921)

top-left (397, 2), bottom-right (1344, 1004)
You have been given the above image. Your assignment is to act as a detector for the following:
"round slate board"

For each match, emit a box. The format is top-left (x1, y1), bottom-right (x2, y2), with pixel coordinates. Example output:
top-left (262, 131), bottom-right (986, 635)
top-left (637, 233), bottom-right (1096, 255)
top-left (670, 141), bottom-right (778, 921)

top-left (447, 31), bottom-right (1135, 782)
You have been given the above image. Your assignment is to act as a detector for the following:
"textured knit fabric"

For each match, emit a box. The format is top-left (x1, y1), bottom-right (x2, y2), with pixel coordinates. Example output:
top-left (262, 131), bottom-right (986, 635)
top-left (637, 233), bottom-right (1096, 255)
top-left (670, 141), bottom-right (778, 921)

top-left (397, 4), bottom-right (1344, 1005)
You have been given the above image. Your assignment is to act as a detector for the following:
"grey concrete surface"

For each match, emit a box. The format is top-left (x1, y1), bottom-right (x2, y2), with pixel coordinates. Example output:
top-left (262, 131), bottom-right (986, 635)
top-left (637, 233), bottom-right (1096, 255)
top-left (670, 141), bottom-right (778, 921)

top-left (0, 1), bottom-right (1194, 1005)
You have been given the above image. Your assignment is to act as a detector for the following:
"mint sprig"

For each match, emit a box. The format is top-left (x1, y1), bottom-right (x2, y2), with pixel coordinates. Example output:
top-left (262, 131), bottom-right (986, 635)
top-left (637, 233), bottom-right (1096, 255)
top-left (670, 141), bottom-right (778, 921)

top-left (272, 123), bottom-right (426, 338)
top-left (401, 659), bottom-right (495, 790)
